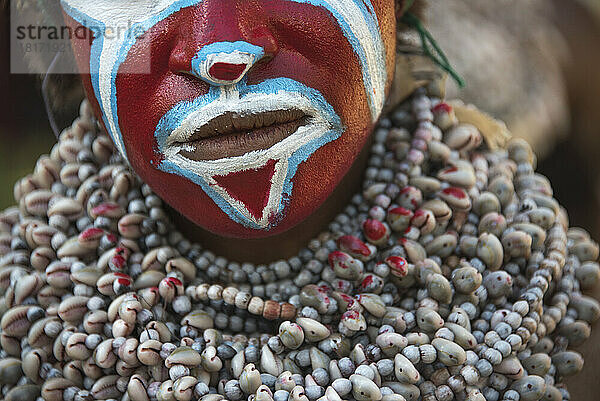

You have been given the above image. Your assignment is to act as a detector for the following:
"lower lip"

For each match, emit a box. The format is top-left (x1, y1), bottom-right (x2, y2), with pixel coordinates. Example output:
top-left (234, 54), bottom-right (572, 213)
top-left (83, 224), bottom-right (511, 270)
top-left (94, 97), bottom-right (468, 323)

top-left (177, 117), bottom-right (308, 161)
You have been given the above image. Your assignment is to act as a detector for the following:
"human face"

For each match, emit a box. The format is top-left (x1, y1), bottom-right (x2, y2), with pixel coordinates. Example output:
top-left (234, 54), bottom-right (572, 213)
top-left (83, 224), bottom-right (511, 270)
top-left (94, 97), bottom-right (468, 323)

top-left (61, 0), bottom-right (396, 238)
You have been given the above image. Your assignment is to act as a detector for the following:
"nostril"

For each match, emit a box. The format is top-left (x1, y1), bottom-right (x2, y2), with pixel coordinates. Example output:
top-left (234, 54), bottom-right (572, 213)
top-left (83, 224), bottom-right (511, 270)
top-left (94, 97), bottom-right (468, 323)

top-left (188, 41), bottom-right (266, 86)
top-left (208, 62), bottom-right (248, 82)
top-left (168, 45), bottom-right (194, 75)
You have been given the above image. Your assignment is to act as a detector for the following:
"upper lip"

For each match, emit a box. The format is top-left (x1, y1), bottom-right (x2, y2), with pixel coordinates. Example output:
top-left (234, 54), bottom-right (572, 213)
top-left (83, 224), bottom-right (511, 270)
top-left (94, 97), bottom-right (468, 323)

top-left (159, 88), bottom-right (340, 164)
top-left (168, 109), bottom-right (310, 161)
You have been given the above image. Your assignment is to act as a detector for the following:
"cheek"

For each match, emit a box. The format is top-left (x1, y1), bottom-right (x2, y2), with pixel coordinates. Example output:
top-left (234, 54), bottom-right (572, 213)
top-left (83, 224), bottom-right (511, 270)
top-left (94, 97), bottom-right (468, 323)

top-left (247, 2), bottom-right (381, 149)
top-left (116, 30), bottom-right (212, 170)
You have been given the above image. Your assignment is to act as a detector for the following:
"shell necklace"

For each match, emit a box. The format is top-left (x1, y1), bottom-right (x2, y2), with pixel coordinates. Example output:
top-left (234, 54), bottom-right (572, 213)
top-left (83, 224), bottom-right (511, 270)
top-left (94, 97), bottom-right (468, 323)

top-left (1, 88), bottom-right (599, 401)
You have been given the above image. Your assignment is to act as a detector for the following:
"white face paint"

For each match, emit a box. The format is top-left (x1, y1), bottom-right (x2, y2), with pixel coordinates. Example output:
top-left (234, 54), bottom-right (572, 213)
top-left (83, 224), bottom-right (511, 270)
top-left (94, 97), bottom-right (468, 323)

top-left (61, 0), bottom-right (386, 230)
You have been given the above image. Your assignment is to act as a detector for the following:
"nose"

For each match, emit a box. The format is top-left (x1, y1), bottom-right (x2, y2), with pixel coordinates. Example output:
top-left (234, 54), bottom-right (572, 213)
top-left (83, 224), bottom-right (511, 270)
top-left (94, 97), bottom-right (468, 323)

top-left (190, 41), bottom-right (265, 86)
top-left (167, 1), bottom-right (277, 87)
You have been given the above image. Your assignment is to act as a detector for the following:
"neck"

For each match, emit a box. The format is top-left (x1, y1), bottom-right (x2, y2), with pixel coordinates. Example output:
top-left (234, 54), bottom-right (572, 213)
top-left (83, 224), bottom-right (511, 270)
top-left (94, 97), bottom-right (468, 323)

top-left (169, 137), bottom-right (373, 264)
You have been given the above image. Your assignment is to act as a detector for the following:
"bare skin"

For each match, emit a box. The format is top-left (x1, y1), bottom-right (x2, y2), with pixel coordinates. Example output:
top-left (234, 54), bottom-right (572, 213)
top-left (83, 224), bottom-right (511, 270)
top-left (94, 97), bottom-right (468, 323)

top-left (170, 135), bottom-right (373, 263)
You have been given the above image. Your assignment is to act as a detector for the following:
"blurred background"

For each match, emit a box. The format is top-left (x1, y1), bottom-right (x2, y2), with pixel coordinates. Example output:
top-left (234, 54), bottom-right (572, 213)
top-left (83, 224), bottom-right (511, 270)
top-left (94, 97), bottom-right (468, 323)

top-left (1, 0), bottom-right (600, 398)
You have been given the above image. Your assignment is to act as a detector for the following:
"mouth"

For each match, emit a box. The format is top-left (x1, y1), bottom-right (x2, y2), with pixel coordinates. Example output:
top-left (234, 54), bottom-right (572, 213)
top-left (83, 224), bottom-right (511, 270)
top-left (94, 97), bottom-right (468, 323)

top-left (156, 79), bottom-right (344, 229)
top-left (172, 109), bottom-right (310, 161)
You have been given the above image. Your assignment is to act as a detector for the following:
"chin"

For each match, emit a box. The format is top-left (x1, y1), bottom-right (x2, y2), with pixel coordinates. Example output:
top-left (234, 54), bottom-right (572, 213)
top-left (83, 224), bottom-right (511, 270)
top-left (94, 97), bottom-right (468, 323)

top-left (127, 114), bottom-right (373, 239)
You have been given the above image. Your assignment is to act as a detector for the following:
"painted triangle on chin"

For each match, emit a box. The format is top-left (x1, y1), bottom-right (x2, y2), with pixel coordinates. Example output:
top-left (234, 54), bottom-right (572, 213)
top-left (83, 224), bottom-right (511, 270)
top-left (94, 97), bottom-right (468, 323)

top-left (212, 159), bottom-right (277, 221)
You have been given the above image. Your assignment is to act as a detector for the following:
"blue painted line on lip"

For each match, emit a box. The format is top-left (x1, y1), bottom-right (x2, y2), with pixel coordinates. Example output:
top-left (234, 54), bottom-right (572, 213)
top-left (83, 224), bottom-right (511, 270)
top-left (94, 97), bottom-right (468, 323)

top-left (154, 85), bottom-right (222, 155)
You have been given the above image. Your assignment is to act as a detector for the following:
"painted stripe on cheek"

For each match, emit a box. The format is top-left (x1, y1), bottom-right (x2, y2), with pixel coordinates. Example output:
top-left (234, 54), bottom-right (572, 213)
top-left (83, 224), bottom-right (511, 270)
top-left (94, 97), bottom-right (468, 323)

top-left (60, 0), bottom-right (205, 161)
top-left (287, 0), bottom-right (386, 120)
